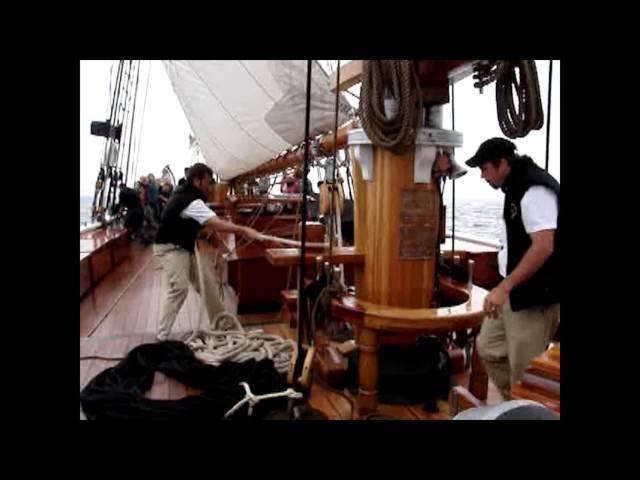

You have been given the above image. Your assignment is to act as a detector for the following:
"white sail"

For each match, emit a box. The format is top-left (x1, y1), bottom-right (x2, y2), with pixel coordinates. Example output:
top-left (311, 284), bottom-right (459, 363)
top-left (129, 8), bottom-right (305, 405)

top-left (163, 60), bottom-right (352, 180)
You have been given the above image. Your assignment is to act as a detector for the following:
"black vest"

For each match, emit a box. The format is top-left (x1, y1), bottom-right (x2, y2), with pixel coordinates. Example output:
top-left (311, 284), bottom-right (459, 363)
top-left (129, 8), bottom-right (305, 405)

top-left (155, 184), bottom-right (207, 253)
top-left (118, 187), bottom-right (142, 211)
top-left (502, 156), bottom-right (560, 311)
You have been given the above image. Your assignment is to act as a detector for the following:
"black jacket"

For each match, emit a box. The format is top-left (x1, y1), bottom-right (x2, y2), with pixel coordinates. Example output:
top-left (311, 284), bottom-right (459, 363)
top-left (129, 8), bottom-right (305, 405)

top-left (155, 183), bottom-right (207, 253)
top-left (502, 156), bottom-right (560, 311)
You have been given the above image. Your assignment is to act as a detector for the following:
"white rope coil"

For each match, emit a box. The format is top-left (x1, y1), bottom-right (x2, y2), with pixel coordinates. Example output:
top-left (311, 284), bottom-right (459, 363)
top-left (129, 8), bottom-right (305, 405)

top-left (185, 250), bottom-right (297, 375)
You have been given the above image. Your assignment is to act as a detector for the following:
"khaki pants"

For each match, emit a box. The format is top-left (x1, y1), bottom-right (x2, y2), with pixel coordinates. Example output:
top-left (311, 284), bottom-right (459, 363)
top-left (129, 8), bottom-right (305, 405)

top-left (153, 243), bottom-right (226, 341)
top-left (476, 299), bottom-right (559, 400)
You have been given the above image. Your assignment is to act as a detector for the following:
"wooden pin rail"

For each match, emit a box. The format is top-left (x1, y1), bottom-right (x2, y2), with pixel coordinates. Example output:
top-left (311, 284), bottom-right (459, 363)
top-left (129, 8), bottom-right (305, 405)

top-left (265, 246), bottom-right (364, 267)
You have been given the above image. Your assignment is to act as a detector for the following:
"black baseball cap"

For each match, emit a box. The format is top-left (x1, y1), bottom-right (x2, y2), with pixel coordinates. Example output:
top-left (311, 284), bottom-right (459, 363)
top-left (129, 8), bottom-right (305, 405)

top-left (465, 138), bottom-right (516, 167)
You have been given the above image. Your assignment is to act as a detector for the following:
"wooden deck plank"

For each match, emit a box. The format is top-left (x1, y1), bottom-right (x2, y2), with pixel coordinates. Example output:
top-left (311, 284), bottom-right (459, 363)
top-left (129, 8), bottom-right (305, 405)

top-left (375, 404), bottom-right (420, 420)
top-left (308, 384), bottom-right (342, 420)
top-left (321, 387), bottom-right (356, 420)
top-left (99, 260), bottom-right (145, 337)
top-left (80, 243), bottom-right (153, 337)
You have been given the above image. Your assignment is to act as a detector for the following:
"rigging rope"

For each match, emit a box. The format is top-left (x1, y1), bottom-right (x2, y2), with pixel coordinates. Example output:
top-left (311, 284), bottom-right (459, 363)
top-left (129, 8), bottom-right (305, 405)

top-left (472, 60), bottom-right (545, 139)
top-left (495, 60), bottom-right (544, 139)
top-left (327, 59), bottom-right (341, 294)
top-left (107, 60), bottom-right (124, 126)
top-left (106, 61), bottom-right (131, 211)
top-left (451, 81), bottom-right (456, 260)
top-left (360, 60), bottom-right (422, 154)
top-left (544, 60), bottom-right (553, 172)
top-left (296, 59), bottom-right (314, 358)
top-left (132, 61), bottom-right (152, 184)
top-left (92, 61), bottom-right (124, 220)
top-left (125, 60), bottom-right (141, 186)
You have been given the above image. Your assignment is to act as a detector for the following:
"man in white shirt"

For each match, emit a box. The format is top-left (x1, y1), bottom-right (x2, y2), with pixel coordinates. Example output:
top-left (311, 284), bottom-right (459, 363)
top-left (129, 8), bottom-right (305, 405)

top-left (465, 138), bottom-right (560, 400)
top-left (154, 163), bottom-right (261, 341)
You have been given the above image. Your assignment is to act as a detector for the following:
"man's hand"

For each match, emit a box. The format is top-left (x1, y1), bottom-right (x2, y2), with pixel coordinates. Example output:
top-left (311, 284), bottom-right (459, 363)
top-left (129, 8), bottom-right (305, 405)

top-left (483, 283), bottom-right (510, 318)
top-left (484, 229), bottom-right (555, 319)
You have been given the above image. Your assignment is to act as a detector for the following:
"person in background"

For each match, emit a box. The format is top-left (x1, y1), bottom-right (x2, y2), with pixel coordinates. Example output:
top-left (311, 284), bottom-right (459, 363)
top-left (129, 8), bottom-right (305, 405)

top-left (178, 167), bottom-right (189, 187)
top-left (281, 170), bottom-right (300, 194)
top-left (117, 183), bottom-right (144, 241)
top-left (138, 176), bottom-right (149, 206)
top-left (158, 182), bottom-right (173, 216)
top-left (147, 173), bottom-right (160, 223)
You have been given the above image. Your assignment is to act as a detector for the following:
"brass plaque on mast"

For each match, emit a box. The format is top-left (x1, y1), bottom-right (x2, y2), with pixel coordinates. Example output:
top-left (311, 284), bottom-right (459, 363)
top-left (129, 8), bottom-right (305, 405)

top-left (399, 188), bottom-right (438, 259)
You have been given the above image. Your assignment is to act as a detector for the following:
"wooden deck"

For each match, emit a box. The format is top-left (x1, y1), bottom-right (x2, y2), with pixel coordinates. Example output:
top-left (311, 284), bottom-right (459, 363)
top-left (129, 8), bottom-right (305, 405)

top-left (80, 242), bottom-right (501, 420)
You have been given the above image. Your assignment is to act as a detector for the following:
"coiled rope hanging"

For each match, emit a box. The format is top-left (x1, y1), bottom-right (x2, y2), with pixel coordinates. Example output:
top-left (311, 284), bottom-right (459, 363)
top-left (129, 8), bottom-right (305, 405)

top-left (360, 60), bottom-right (423, 154)
top-left (495, 60), bottom-right (544, 139)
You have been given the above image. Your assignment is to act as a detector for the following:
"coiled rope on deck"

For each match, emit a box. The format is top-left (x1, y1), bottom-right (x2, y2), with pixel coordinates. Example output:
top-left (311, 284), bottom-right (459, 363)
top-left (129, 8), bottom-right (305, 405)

top-left (359, 60), bottom-right (423, 154)
top-left (182, 245), bottom-right (297, 375)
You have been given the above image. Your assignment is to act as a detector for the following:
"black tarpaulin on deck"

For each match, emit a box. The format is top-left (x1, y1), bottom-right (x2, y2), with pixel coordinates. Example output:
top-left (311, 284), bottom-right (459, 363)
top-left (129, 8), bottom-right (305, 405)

top-left (80, 341), bottom-right (288, 420)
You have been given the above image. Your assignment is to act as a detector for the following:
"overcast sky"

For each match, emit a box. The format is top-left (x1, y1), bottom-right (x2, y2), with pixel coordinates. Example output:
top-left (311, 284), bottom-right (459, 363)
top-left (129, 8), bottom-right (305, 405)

top-left (80, 60), bottom-right (559, 203)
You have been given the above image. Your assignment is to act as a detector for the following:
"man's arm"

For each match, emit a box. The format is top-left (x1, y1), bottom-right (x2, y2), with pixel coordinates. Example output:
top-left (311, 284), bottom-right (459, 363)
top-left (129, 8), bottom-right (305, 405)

top-left (181, 199), bottom-right (262, 241)
top-left (202, 215), bottom-right (261, 240)
top-left (484, 229), bottom-right (555, 315)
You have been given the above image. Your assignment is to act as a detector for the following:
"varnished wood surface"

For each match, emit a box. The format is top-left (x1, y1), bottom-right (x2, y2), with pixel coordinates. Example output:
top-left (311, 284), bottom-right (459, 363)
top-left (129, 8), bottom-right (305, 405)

top-left (80, 226), bottom-right (130, 297)
top-left (91, 248), bottom-right (114, 285)
top-left (441, 246), bottom-right (500, 290)
top-left (80, 226), bottom-right (128, 252)
top-left (529, 345), bottom-right (560, 382)
top-left (511, 385), bottom-right (560, 413)
top-left (265, 246), bottom-right (364, 267)
top-left (80, 254), bottom-right (92, 298)
top-left (80, 243), bottom-right (502, 419)
top-left (511, 344), bottom-right (560, 414)
top-left (353, 147), bottom-right (439, 308)
top-left (332, 277), bottom-right (487, 333)
top-left (329, 61), bottom-right (363, 92)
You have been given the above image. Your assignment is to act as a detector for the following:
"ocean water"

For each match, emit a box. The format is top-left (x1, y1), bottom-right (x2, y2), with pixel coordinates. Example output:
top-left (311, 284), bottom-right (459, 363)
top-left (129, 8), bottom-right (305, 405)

top-left (445, 197), bottom-right (502, 242)
top-left (80, 196), bottom-right (94, 226)
top-left (80, 195), bottom-right (503, 242)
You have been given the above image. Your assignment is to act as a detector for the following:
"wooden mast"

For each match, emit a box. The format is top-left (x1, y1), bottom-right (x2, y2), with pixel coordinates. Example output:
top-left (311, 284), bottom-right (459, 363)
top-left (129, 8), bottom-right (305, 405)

top-left (352, 148), bottom-right (440, 308)
top-left (346, 60), bottom-right (481, 414)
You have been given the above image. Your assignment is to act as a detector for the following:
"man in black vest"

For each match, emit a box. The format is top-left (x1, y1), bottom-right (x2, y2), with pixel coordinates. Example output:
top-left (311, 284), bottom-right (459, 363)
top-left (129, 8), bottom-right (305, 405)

top-left (117, 184), bottom-right (144, 241)
top-left (465, 138), bottom-right (560, 400)
top-left (154, 163), bottom-right (261, 341)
